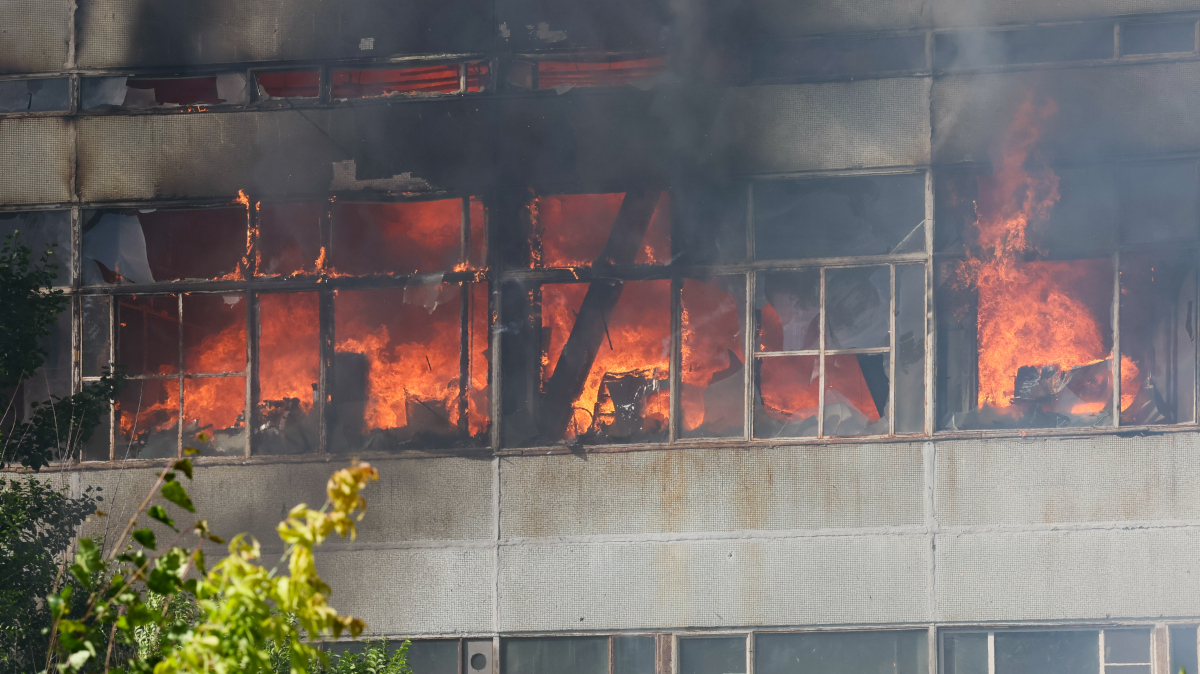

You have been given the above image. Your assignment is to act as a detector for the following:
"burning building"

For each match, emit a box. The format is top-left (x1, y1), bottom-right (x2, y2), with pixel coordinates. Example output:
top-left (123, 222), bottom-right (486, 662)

top-left (6, 0), bottom-right (1200, 672)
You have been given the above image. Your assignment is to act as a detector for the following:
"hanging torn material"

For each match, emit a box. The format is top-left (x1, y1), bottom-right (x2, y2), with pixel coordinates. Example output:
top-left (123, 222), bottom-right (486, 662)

top-left (82, 213), bottom-right (154, 284)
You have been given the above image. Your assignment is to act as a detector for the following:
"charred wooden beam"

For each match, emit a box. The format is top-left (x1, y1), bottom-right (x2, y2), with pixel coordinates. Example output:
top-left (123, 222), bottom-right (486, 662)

top-left (538, 188), bottom-right (661, 441)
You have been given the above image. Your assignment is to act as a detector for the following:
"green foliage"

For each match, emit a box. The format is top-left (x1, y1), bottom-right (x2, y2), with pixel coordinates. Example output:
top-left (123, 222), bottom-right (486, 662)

top-left (0, 231), bottom-right (124, 471)
top-left (45, 458), bottom-right (381, 674)
top-left (323, 641), bottom-right (413, 674)
top-left (0, 477), bottom-right (100, 673)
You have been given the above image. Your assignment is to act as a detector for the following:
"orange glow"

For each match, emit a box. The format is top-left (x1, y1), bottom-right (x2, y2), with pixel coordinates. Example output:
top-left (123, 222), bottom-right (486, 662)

top-left (259, 293), bottom-right (320, 413)
top-left (332, 200), bottom-right (463, 275)
top-left (680, 278), bottom-right (742, 431)
top-left (529, 193), bottom-right (670, 268)
top-left (184, 377), bottom-right (244, 431)
top-left (541, 280), bottom-right (670, 439)
top-left (331, 63), bottom-right (488, 98)
top-left (961, 95), bottom-right (1141, 414)
top-left (335, 285), bottom-right (489, 438)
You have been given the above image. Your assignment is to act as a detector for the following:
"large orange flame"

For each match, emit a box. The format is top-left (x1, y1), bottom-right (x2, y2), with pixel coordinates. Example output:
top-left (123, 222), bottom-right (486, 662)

top-left (961, 95), bottom-right (1140, 415)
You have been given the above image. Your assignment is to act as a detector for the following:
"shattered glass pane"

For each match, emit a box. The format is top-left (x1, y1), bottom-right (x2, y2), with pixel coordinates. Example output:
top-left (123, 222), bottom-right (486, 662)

top-left (116, 378), bottom-right (178, 460)
top-left (258, 203), bottom-right (323, 276)
top-left (126, 76), bottom-right (222, 105)
top-left (754, 355), bottom-right (819, 438)
top-left (255, 293), bottom-right (320, 456)
top-left (332, 200), bottom-right (464, 275)
top-left (1120, 250), bottom-right (1196, 425)
top-left (332, 283), bottom-right (488, 453)
top-left (255, 71), bottom-right (320, 98)
top-left (681, 276), bottom-right (745, 439)
top-left (825, 266), bottom-right (890, 349)
top-left (117, 295), bottom-right (179, 376)
top-left (182, 293), bottom-right (246, 374)
top-left (679, 637), bottom-right (745, 674)
top-left (994, 631), bottom-right (1099, 674)
top-left (139, 208), bottom-right (247, 281)
top-left (0, 77), bottom-right (69, 112)
top-left (501, 637), bottom-right (608, 674)
top-left (527, 192), bottom-right (670, 268)
top-left (537, 280), bottom-right (670, 444)
top-left (1, 210), bottom-right (71, 286)
top-left (756, 630), bottom-right (927, 674)
top-left (824, 353), bottom-right (890, 436)
top-left (758, 270), bottom-right (820, 353)
top-left (755, 174), bottom-right (925, 260)
top-left (331, 64), bottom-right (471, 98)
top-left (184, 376), bottom-right (245, 454)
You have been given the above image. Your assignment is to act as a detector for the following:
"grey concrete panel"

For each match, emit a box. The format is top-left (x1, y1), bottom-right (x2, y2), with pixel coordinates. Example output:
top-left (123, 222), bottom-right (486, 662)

top-left (0, 0), bottom-right (70, 74)
top-left (70, 457), bottom-right (493, 548)
top-left (934, 0), bottom-right (1200, 28)
top-left (937, 435), bottom-right (1200, 527)
top-left (498, 535), bottom-right (929, 632)
top-left (501, 444), bottom-right (924, 539)
top-left (76, 110), bottom-right (340, 201)
top-left (932, 62), bottom-right (1200, 164)
top-left (937, 527), bottom-right (1200, 622)
top-left (321, 547), bottom-right (494, 637)
top-left (0, 117), bottom-right (71, 205)
top-left (750, 0), bottom-right (931, 38)
top-left (717, 78), bottom-right (931, 175)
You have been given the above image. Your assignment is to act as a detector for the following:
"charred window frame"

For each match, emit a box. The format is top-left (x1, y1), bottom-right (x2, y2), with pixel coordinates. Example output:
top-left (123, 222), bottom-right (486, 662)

top-left (935, 158), bottom-right (1200, 433)
top-left (72, 193), bottom-right (490, 461)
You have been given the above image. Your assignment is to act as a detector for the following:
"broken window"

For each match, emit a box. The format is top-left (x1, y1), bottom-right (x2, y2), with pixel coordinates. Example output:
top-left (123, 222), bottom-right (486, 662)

top-left (83, 207), bottom-right (248, 284)
top-left (254, 292), bottom-right (320, 455)
top-left (523, 191), bottom-right (670, 268)
top-left (681, 276), bottom-right (746, 439)
top-left (507, 57), bottom-right (664, 91)
top-left (937, 157), bottom-right (1197, 431)
top-left (331, 198), bottom-right (483, 275)
top-left (106, 292), bottom-right (248, 459)
top-left (81, 74), bottom-right (252, 109)
top-left (258, 202), bottom-right (324, 276)
top-left (331, 282), bottom-right (489, 453)
top-left (331, 62), bottom-right (488, 99)
top-left (1, 210), bottom-right (71, 286)
top-left (254, 70), bottom-right (321, 99)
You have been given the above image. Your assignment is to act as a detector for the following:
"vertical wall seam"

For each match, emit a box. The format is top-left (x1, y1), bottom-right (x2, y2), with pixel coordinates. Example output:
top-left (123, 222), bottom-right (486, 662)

top-left (924, 440), bottom-right (938, 625)
top-left (493, 455), bottom-right (502, 636)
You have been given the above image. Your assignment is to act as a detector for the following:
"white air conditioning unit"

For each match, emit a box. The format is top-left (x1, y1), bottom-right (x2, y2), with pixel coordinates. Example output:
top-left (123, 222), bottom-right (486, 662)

top-left (465, 640), bottom-right (494, 674)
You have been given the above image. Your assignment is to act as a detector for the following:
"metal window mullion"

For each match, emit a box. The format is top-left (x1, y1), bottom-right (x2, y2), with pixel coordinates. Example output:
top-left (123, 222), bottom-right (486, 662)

top-left (245, 291), bottom-right (258, 458)
top-left (459, 281), bottom-right (471, 437)
top-left (459, 62), bottom-right (468, 94)
top-left (669, 275), bottom-right (682, 442)
top-left (489, 279), bottom-right (501, 451)
top-left (1112, 251), bottom-right (1121, 427)
top-left (107, 294), bottom-right (116, 460)
top-left (746, 631), bottom-right (755, 674)
top-left (608, 635), bottom-right (615, 674)
top-left (1114, 22), bottom-right (1122, 59)
top-left (924, 169), bottom-right (936, 436)
top-left (744, 270), bottom-right (756, 441)
top-left (1100, 630), bottom-right (1107, 674)
top-left (987, 632), bottom-right (995, 674)
top-left (817, 267), bottom-right (827, 438)
top-left (889, 263), bottom-right (897, 436)
top-left (176, 293), bottom-right (184, 458)
top-left (318, 288), bottom-right (334, 455)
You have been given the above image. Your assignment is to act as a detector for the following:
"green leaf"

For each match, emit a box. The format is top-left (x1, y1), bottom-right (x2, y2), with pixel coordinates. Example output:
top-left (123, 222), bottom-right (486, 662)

top-left (131, 527), bottom-right (157, 550)
top-left (69, 538), bottom-right (103, 589)
top-left (147, 505), bottom-right (177, 532)
top-left (172, 458), bottom-right (193, 480)
top-left (161, 480), bottom-right (195, 513)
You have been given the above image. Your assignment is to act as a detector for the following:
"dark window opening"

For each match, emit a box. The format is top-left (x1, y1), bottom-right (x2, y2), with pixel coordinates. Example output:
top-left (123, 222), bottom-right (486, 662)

top-left (255, 70), bottom-right (321, 98)
top-left (0, 78), bottom-right (69, 112)
top-left (755, 33), bottom-right (927, 81)
top-left (1122, 20), bottom-right (1196, 55)
top-left (83, 207), bottom-right (247, 284)
top-left (258, 202), bottom-right (324, 277)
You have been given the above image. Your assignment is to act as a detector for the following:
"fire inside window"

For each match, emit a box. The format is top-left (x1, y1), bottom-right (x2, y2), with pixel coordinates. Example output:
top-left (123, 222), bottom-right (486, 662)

top-left (8, 116), bottom-right (1198, 461)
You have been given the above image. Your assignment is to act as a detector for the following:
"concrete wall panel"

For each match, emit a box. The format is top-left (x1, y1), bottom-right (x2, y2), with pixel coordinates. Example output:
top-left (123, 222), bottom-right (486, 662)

top-left (937, 527), bottom-right (1200, 622)
top-left (77, 110), bottom-right (339, 200)
top-left (322, 547), bottom-right (494, 637)
top-left (933, 62), bottom-right (1200, 164)
top-left (0, 117), bottom-right (71, 204)
top-left (501, 444), bottom-right (925, 539)
top-left (0, 0), bottom-right (71, 74)
top-left (934, 0), bottom-right (1200, 28)
top-left (719, 78), bottom-right (931, 175)
top-left (938, 435), bottom-right (1200, 527)
top-left (498, 535), bottom-right (930, 632)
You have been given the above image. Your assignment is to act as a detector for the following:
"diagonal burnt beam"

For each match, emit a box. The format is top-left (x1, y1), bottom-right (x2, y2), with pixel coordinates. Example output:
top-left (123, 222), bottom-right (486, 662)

top-left (539, 188), bottom-right (662, 441)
